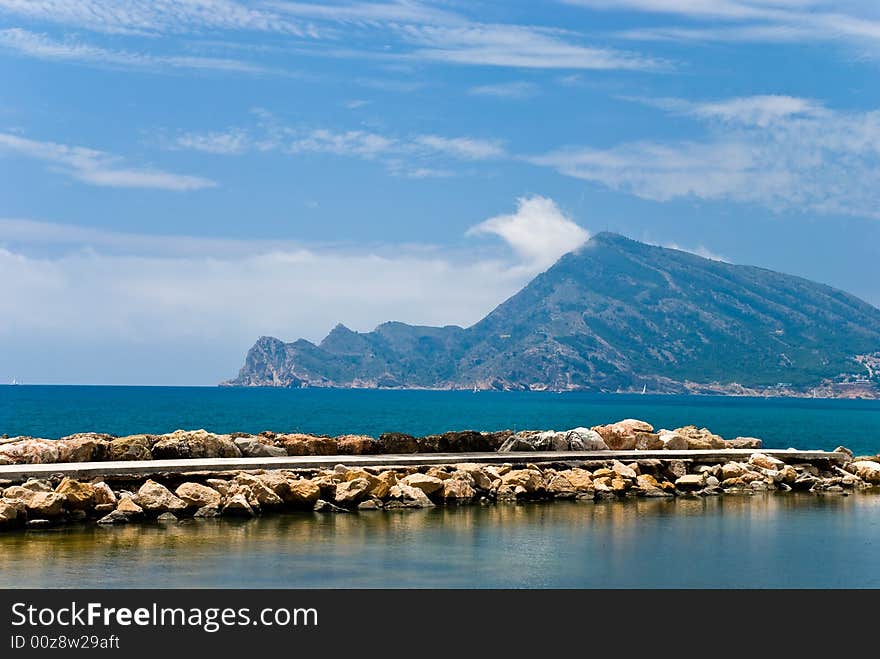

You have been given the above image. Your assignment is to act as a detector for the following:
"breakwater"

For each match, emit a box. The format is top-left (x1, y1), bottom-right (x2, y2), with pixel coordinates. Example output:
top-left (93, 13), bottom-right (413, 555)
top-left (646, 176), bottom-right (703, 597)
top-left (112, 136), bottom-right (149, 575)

top-left (0, 419), bottom-right (877, 531)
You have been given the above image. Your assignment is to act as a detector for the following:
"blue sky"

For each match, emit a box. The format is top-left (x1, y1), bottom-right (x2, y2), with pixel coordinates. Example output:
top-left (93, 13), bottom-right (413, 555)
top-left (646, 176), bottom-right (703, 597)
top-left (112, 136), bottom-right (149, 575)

top-left (1, 0), bottom-right (880, 385)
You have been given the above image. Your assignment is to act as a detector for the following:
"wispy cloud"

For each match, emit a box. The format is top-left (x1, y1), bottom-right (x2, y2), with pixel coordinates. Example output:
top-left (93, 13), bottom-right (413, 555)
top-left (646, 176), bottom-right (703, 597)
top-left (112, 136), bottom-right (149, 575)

top-left (0, 132), bottom-right (216, 191)
top-left (469, 81), bottom-right (538, 99)
top-left (0, 27), bottom-right (272, 74)
top-left (466, 195), bottom-right (589, 269)
top-left (413, 135), bottom-right (505, 159)
top-left (627, 93), bottom-right (828, 127)
top-left (0, 0), bottom-right (311, 37)
top-left (531, 98), bottom-right (880, 219)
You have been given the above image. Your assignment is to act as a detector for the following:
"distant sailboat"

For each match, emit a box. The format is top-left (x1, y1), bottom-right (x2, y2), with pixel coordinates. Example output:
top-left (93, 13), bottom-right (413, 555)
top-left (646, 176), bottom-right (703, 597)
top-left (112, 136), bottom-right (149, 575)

top-left (473, 384), bottom-right (479, 393)
top-left (10, 378), bottom-right (19, 385)
top-left (641, 384), bottom-right (647, 394)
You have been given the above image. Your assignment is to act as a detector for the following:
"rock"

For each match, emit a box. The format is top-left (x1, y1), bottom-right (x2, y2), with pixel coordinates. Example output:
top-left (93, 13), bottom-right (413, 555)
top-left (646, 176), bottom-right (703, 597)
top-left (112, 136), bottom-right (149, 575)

top-left (22, 478), bottom-right (53, 492)
top-left (368, 471), bottom-right (397, 499)
top-left (441, 479), bottom-right (476, 500)
top-left (401, 473), bottom-right (444, 495)
top-left (25, 492), bottom-right (65, 517)
top-left (277, 434), bottom-right (338, 456)
top-left (255, 472), bottom-right (294, 500)
top-left (0, 500), bottom-right (21, 524)
top-left (561, 468), bottom-right (594, 493)
top-left (97, 510), bottom-right (131, 525)
top-left (334, 478), bottom-right (372, 505)
top-left (705, 475), bottom-right (720, 487)
top-left (336, 435), bottom-right (379, 455)
top-left (233, 474), bottom-right (284, 507)
top-left (94, 503), bottom-right (115, 514)
top-left (779, 465), bottom-right (798, 485)
top-left (92, 482), bottom-right (117, 507)
top-left (792, 474), bottom-right (820, 491)
top-left (497, 431), bottom-right (541, 452)
top-left (749, 453), bottom-right (785, 470)
top-left (116, 496), bottom-right (143, 515)
top-left (846, 460), bottom-right (880, 484)
top-left (222, 494), bottom-right (256, 517)
top-left (194, 505), bottom-right (220, 518)
top-left (564, 428), bottom-right (610, 451)
top-left (425, 467), bottom-right (451, 481)
top-left (108, 435), bottom-right (154, 461)
top-left (501, 469), bottom-right (544, 493)
top-left (675, 474), bottom-right (706, 491)
top-left (0, 438), bottom-right (59, 464)
top-left (433, 430), bottom-right (498, 452)
top-left (55, 434), bottom-right (111, 462)
top-left (313, 499), bottom-right (349, 513)
top-left (634, 433), bottom-right (663, 450)
top-left (377, 432), bottom-right (420, 454)
top-left (726, 437), bottom-right (763, 449)
top-left (386, 483), bottom-right (435, 508)
top-left (205, 479), bottom-right (231, 497)
top-left (674, 426), bottom-right (727, 450)
top-left (658, 430), bottom-right (689, 450)
top-left (611, 460), bottom-right (637, 480)
top-left (54, 478), bottom-right (95, 510)
top-left (546, 474), bottom-right (576, 497)
top-left (592, 419), bottom-right (654, 450)
top-left (156, 512), bottom-right (178, 522)
top-left (611, 478), bottom-right (628, 492)
top-left (175, 483), bottom-right (222, 508)
top-left (234, 437), bottom-right (287, 458)
top-left (151, 430), bottom-right (241, 460)
top-left (721, 462), bottom-right (750, 480)
top-left (454, 464), bottom-right (493, 490)
top-left (357, 498), bottom-right (383, 510)
top-left (664, 460), bottom-right (688, 480)
top-left (134, 480), bottom-right (188, 513)
top-left (834, 446), bottom-right (854, 459)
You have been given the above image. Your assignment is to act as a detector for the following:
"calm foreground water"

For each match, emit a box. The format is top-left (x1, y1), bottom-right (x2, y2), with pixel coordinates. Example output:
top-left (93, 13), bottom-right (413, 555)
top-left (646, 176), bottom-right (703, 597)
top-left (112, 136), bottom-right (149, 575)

top-left (2, 385), bottom-right (880, 454)
top-left (1, 386), bottom-right (879, 588)
top-left (1, 494), bottom-right (878, 588)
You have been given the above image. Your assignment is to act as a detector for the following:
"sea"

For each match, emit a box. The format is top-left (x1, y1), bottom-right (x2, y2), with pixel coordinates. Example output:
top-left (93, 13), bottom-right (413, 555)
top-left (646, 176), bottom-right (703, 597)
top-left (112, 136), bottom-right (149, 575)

top-left (1, 386), bottom-right (879, 589)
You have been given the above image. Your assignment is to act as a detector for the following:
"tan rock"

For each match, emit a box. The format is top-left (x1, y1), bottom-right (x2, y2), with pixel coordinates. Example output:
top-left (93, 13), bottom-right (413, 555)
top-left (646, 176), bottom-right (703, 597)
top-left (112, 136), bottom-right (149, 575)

top-left (441, 479), bottom-right (476, 500)
top-left (134, 480), bottom-right (187, 513)
top-left (368, 471), bottom-right (397, 499)
top-left (386, 483), bottom-right (435, 508)
top-left (721, 462), bottom-right (750, 480)
top-left (334, 478), bottom-right (372, 505)
top-left (562, 468), bottom-right (594, 492)
top-left (116, 495), bottom-right (143, 515)
top-left (0, 438), bottom-right (59, 464)
top-left (0, 499), bottom-right (21, 524)
top-left (256, 472), bottom-right (294, 499)
top-left (92, 482), bottom-right (117, 507)
top-left (277, 434), bottom-right (338, 456)
top-left (335, 434), bottom-right (378, 455)
top-left (847, 460), bottom-right (880, 484)
top-left (611, 478), bottom-right (628, 492)
top-left (635, 433), bottom-right (664, 450)
top-left (674, 474), bottom-right (706, 490)
top-left (175, 483), bottom-right (222, 508)
top-left (108, 435), bottom-right (154, 461)
top-left (152, 429), bottom-right (241, 460)
top-left (637, 474), bottom-right (660, 489)
top-left (56, 434), bottom-right (111, 462)
top-left (26, 492), bottom-right (66, 517)
top-left (222, 493), bottom-right (255, 517)
top-left (501, 469), bottom-right (544, 493)
top-left (658, 431), bottom-right (689, 450)
top-left (401, 473), bottom-right (444, 495)
top-left (287, 479), bottom-right (321, 507)
top-left (455, 464), bottom-right (493, 490)
top-left (592, 419), bottom-right (654, 450)
top-left (546, 474), bottom-right (576, 496)
top-left (675, 426), bottom-right (727, 450)
top-left (749, 453), bottom-right (785, 470)
top-left (55, 478), bottom-right (95, 510)
top-left (233, 474), bottom-right (283, 507)
top-left (426, 467), bottom-right (452, 481)
top-left (611, 460), bottom-right (637, 480)
top-left (593, 468), bottom-right (614, 478)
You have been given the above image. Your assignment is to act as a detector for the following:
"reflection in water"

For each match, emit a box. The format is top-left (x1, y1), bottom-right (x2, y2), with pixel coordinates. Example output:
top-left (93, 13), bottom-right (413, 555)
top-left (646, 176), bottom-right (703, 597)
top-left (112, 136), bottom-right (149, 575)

top-left (1, 493), bottom-right (878, 588)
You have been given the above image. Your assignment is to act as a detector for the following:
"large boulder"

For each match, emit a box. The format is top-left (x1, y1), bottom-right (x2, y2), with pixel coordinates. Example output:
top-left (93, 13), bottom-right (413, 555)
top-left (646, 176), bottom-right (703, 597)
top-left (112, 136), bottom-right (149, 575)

top-left (386, 483), bottom-right (435, 508)
top-left (846, 460), bottom-right (880, 484)
top-left (401, 473), bottom-right (444, 495)
top-left (675, 474), bottom-right (706, 491)
top-left (592, 419), bottom-right (654, 450)
top-left (334, 478), bottom-right (372, 505)
top-left (56, 434), bottom-right (112, 462)
top-left (287, 479), bottom-right (321, 508)
top-left (234, 437), bottom-right (287, 458)
top-left (501, 469), bottom-right (544, 493)
top-left (222, 494), bottom-right (255, 517)
top-left (54, 478), bottom-right (95, 510)
top-left (726, 437), bottom-right (763, 449)
top-left (108, 435), bottom-right (154, 461)
top-left (377, 432), bottom-right (420, 454)
top-left (674, 426), bottom-right (727, 450)
top-left (151, 430), bottom-right (241, 460)
top-left (134, 480), bottom-right (188, 513)
top-left (277, 434), bottom-right (338, 456)
top-left (0, 438), bottom-right (59, 464)
top-left (634, 433), bottom-right (664, 450)
top-left (749, 453), bottom-right (785, 470)
top-left (336, 435), bottom-right (379, 455)
top-left (368, 471), bottom-right (398, 499)
top-left (233, 474), bottom-right (283, 507)
top-left (92, 482), bottom-right (117, 507)
top-left (454, 464), bottom-right (493, 490)
top-left (563, 428), bottom-right (609, 451)
top-left (25, 492), bottom-right (66, 517)
top-left (175, 483), bottom-right (222, 508)
top-left (441, 479), bottom-right (476, 500)
top-left (0, 500), bottom-right (22, 525)
top-left (658, 430), bottom-right (689, 450)
top-left (431, 430), bottom-right (498, 453)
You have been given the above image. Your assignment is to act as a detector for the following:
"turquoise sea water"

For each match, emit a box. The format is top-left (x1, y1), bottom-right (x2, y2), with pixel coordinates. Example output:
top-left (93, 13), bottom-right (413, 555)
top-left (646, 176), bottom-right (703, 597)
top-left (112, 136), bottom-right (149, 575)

top-left (1, 385), bottom-right (879, 454)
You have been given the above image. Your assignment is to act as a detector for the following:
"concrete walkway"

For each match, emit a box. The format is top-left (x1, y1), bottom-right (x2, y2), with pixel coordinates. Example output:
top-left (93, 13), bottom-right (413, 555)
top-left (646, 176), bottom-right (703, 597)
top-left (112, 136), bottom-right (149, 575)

top-left (0, 448), bottom-right (846, 481)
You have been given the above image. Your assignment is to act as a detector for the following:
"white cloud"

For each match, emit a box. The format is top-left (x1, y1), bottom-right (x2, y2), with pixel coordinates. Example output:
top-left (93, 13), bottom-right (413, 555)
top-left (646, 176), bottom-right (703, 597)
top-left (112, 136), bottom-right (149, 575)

top-left (468, 81), bottom-right (538, 99)
top-left (0, 0), bottom-right (310, 37)
top-left (287, 128), bottom-right (396, 158)
top-left (0, 132), bottom-right (216, 191)
top-left (0, 27), bottom-right (273, 74)
top-left (531, 103), bottom-right (880, 218)
top-left (0, 210), bottom-right (564, 383)
top-left (402, 24), bottom-right (667, 70)
top-left (629, 94), bottom-right (827, 127)
top-left (466, 195), bottom-right (590, 269)
top-left (414, 135), bottom-right (505, 159)
top-left (173, 129), bottom-right (252, 155)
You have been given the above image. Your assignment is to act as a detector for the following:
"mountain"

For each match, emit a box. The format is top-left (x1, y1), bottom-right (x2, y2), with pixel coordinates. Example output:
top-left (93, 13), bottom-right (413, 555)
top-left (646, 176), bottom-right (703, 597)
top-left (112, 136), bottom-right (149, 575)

top-left (224, 233), bottom-right (880, 397)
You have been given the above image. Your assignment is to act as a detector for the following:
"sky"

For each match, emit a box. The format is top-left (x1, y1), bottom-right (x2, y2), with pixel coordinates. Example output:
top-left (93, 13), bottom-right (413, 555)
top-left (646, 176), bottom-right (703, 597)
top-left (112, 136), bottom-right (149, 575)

top-left (1, 0), bottom-right (880, 385)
